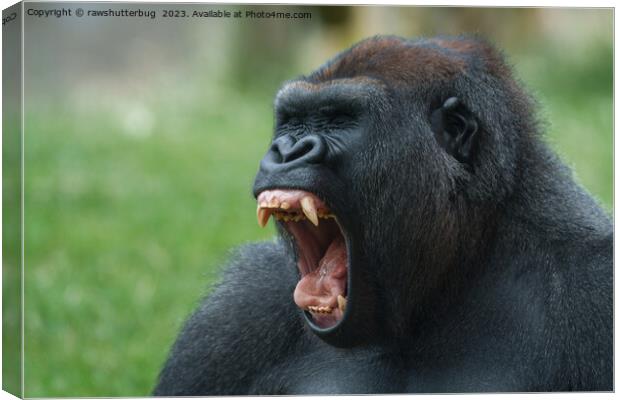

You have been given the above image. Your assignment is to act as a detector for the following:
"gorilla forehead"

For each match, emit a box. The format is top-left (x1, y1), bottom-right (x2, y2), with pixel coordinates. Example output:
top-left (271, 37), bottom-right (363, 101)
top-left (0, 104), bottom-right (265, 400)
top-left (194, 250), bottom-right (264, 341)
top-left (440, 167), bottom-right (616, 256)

top-left (274, 78), bottom-right (387, 115)
top-left (305, 35), bottom-right (505, 86)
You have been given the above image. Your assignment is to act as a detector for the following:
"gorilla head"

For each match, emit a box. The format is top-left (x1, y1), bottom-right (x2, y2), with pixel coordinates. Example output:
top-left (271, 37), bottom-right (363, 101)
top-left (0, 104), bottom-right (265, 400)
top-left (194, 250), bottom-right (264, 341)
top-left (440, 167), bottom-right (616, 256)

top-left (252, 36), bottom-right (536, 346)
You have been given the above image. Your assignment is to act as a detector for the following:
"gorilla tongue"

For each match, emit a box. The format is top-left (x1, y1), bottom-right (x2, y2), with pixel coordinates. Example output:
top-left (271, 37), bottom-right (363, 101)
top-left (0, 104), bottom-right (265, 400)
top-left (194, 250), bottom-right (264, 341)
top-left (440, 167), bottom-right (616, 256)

top-left (293, 234), bottom-right (347, 323)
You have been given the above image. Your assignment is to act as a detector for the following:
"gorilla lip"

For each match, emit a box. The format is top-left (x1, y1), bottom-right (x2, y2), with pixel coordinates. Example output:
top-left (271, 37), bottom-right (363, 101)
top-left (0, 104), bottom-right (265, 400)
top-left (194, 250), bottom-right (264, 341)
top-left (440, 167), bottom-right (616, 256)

top-left (256, 189), bottom-right (348, 328)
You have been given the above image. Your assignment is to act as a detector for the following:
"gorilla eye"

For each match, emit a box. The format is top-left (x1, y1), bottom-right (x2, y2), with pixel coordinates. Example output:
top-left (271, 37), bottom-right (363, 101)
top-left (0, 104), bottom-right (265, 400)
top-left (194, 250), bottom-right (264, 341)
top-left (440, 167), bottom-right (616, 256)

top-left (319, 106), bottom-right (356, 123)
top-left (277, 115), bottom-right (303, 130)
top-left (329, 115), bottom-right (353, 126)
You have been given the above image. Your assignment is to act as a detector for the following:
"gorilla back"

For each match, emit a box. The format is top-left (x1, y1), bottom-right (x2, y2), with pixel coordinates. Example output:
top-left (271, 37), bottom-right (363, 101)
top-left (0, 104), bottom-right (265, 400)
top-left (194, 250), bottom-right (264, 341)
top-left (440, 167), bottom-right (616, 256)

top-left (154, 36), bottom-right (612, 394)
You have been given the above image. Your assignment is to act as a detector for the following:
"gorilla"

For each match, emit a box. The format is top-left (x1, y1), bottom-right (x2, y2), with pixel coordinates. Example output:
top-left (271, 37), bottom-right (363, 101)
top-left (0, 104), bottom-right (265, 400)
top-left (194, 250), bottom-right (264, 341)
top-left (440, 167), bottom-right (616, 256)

top-left (153, 35), bottom-right (612, 394)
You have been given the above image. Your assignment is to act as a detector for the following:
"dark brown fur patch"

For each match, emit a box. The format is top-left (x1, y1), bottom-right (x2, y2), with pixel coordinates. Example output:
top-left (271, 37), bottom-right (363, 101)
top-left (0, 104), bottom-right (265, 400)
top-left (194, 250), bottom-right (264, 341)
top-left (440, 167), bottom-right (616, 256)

top-left (306, 36), bottom-right (510, 87)
top-left (427, 37), bottom-right (510, 77)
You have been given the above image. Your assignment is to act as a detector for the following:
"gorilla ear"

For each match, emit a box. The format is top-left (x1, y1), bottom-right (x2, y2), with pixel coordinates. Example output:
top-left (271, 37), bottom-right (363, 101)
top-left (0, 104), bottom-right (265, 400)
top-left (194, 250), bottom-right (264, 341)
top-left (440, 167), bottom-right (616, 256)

top-left (430, 97), bottom-right (479, 165)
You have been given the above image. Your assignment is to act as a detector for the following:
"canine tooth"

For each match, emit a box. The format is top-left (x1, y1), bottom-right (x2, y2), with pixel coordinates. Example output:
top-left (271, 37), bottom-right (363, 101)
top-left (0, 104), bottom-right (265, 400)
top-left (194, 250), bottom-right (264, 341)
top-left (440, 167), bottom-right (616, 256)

top-left (257, 207), bottom-right (271, 227)
top-left (300, 196), bottom-right (319, 226)
top-left (280, 201), bottom-right (290, 210)
top-left (337, 295), bottom-right (347, 313)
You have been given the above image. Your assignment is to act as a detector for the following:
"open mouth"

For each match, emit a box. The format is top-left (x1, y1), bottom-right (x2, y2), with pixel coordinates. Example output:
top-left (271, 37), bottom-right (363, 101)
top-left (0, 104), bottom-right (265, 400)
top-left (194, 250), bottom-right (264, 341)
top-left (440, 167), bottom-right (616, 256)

top-left (256, 189), bottom-right (348, 329)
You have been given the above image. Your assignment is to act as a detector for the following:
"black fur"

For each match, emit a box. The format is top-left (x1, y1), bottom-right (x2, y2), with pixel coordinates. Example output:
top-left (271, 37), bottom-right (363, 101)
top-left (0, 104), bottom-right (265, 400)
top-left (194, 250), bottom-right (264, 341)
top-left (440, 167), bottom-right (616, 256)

top-left (154, 35), bottom-right (612, 394)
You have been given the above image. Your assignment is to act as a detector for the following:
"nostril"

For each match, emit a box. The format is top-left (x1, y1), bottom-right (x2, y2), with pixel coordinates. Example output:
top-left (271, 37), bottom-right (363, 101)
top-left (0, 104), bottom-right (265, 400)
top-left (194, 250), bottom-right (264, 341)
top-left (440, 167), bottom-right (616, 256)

top-left (271, 136), bottom-right (294, 163)
top-left (260, 135), bottom-right (327, 174)
top-left (282, 139), bottom-right (313, 163)
top-left (281, 136), bottom-right (326, 165)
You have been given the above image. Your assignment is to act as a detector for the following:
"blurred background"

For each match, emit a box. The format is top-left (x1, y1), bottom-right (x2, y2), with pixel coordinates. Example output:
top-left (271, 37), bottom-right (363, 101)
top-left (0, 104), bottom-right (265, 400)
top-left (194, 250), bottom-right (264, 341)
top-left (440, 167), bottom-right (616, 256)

top-left (7, 4), bottom-right (613, 397)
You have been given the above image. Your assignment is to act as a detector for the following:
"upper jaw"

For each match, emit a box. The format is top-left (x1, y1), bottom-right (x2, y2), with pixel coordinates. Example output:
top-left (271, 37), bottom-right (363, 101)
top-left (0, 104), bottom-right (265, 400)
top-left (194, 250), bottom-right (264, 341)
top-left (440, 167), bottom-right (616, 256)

top-left (256, 189), bottom-right (332, 228)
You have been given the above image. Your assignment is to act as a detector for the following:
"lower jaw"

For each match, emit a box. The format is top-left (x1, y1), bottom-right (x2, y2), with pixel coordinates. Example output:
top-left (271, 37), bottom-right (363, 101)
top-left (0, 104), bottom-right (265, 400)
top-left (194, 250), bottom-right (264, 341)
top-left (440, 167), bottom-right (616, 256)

top-left (288, 224), bottom-right (348, 328)
top-left (307, 307), bottom-right (344, 328)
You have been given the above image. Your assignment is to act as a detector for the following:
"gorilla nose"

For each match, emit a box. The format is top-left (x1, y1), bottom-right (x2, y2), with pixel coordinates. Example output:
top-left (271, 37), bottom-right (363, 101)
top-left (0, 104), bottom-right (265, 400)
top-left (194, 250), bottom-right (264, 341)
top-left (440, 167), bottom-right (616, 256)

top-left (259, 135), bottom-right (327, 172)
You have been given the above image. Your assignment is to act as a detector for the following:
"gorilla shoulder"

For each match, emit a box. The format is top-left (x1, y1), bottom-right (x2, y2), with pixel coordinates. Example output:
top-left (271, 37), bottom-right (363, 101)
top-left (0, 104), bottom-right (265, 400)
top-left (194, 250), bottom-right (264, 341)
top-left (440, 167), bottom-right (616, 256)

top-left (154, 241), bottom-right (303, 396)
top-left (206, 241), bottom-right (300, 316)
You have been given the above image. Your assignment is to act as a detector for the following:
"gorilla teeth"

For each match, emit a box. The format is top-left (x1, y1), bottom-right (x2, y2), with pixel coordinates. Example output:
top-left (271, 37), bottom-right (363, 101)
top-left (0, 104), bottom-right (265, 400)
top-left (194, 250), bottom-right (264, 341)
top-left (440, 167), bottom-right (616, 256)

top-left (318, 211), bottom-right (335, 219)
top-left (308, 305), bottom-right (333, 314)
top-left (257, 208), bottom-right (337, 227)
top-left (337, 295), bottom-right (347, 313)
top-left (256, 206), bottom-right (271, 228)
top-left (307, 298), bottom-right (346, 314)
top-left (300, 196), bottom-right (319, 226)
top-left (256, 194), bottom-right (335, 228)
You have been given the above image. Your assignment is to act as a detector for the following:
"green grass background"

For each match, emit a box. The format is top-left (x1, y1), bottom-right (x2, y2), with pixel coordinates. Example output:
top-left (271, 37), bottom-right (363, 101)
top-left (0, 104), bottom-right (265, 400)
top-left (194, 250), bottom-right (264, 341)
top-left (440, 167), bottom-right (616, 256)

top-left (15, 9), bottom-right (612, 397)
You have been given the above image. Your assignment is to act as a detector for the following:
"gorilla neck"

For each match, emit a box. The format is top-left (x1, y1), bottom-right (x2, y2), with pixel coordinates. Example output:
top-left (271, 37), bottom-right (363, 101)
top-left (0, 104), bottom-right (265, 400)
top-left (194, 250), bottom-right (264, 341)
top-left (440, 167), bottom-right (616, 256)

top-left (373, 199), bottom-right (502, 339)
